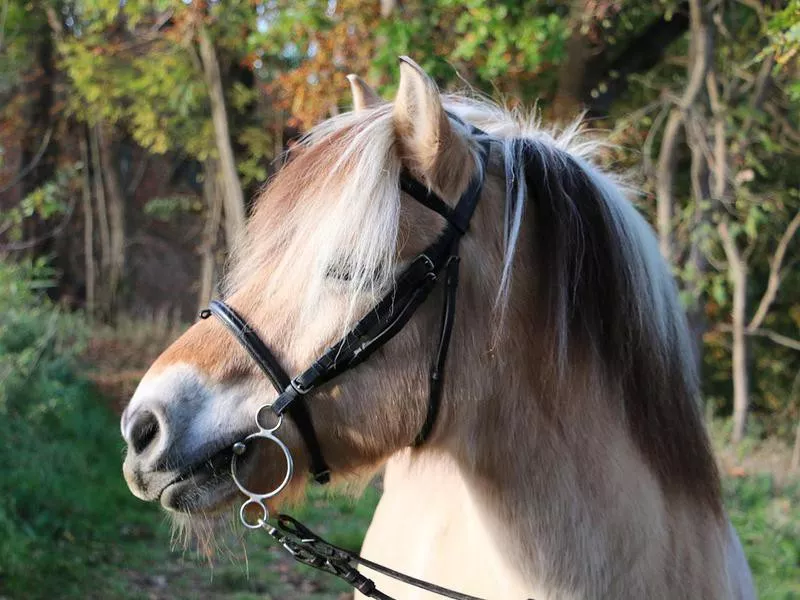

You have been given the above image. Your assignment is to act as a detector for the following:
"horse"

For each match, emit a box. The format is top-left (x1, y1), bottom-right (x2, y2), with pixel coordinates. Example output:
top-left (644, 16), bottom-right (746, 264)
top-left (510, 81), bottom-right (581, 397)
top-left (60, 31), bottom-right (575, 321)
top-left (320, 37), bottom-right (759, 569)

top-left (120, 57), bottom-right (755, 599)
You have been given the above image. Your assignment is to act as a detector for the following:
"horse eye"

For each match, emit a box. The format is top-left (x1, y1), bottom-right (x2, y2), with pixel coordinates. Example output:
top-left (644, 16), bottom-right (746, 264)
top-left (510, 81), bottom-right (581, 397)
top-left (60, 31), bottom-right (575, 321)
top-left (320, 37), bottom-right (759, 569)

top-left (326, 264), bottom-right (353, 282)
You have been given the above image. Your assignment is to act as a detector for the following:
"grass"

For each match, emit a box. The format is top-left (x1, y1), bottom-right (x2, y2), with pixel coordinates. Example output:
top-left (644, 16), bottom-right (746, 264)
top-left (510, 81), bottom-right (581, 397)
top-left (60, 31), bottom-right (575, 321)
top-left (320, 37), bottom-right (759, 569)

top-left (723, 473), bottom-right (799, 599)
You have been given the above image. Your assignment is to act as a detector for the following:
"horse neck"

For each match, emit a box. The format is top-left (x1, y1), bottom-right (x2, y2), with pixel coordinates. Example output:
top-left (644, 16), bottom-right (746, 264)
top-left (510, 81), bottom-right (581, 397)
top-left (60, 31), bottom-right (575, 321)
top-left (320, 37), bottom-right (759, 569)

top-left (427, 348), bottom-right (730, 595)
top-left (419, 228), bottom-right (726, 595)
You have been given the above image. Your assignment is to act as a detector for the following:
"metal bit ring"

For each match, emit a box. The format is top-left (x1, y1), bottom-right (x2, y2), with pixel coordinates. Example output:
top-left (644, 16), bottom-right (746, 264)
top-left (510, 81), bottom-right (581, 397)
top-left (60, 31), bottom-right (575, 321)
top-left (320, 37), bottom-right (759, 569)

top-left (239, 498), bottom-right (269, 529)
top-left (231, 408), bottom-right (294, 528)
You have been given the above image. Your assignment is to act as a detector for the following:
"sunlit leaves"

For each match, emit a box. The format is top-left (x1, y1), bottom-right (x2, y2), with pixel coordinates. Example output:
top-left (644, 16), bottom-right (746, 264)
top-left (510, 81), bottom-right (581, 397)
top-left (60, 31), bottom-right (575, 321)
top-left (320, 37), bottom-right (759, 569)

top-left (143, 195), bottom-right (203, 220)
top-left (236, 125), bottom-right (273, 185)
top-left (0, 165), bottom-right (78, 242)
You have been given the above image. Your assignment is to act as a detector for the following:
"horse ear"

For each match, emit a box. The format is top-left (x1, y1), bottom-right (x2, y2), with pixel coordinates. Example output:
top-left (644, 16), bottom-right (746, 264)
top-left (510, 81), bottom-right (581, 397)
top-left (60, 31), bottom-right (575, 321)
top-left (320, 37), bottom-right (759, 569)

top-left (392, 56), bottom-right (469, 190)
top-left (347, 74), bottom-right (382, 111)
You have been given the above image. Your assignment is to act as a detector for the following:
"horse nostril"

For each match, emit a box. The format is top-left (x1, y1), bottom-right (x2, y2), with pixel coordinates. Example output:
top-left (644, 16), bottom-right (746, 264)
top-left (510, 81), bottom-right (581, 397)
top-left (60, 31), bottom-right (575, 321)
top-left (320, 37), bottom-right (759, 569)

top-left (130, 411), bottom-right (160, 455)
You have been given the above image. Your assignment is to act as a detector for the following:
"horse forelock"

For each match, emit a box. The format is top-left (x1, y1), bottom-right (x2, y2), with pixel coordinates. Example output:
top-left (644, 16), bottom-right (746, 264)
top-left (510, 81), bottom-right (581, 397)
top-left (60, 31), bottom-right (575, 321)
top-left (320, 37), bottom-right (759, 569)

top-left (225, 105), bottom-right (404, 331)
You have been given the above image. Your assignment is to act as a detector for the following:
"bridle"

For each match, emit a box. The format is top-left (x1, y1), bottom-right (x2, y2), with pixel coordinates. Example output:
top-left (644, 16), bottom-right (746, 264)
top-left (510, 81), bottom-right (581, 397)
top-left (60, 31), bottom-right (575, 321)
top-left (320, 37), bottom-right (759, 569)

top-left (199, 121), bottom-right (494, 600)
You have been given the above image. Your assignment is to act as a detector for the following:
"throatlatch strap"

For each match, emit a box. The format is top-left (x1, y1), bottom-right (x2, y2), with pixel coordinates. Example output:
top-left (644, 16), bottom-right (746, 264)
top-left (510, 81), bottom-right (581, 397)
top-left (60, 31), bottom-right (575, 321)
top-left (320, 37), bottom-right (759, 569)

top-left (414, 252), bottom-right (460, 446)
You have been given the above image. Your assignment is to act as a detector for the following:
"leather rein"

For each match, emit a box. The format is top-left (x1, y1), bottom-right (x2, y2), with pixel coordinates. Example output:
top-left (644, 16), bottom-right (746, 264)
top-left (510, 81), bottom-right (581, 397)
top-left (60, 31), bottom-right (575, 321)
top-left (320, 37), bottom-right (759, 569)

top-left (199, 123), bottom-right (492, 600)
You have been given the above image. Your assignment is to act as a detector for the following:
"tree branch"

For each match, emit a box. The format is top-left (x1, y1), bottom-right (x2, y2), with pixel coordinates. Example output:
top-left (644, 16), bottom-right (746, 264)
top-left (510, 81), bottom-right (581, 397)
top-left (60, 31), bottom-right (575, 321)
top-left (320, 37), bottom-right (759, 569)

top-left (733, 0), bottom-right (767, 27)
top-left (655, 0), bottom-right (713, 263)
top-left (748, 210), bottom-right (800, 331)
top-left (586, 3), bottom-right (690, 115)
top-left (764, 102), bottom-right (800, 145)
top-left (656, 108), bottom-right (683, 262)
top-left (0, 127), bottom-right (54, 194)
top-left (718, 324), bottom-right (800, 352)
top-left (706, 70), bottom-right (728, 200)
top-left (681, 0), bottom-right (713, 112)
top-left (718, 219), bottom-right (742, 267)
top-left (642, 101), bottom-right (671, 179)
top-left (125, 155), bottom-right (150, 196)
top-left (0, 195), bottom-right (76, 251)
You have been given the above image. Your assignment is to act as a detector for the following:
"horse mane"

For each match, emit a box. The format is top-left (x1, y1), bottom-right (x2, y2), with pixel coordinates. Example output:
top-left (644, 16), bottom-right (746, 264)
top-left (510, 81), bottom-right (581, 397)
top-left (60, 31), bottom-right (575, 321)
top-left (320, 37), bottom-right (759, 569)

top-left (517, 137), bottom-right (721, 511)
top-left (234, 95), bottom-right (722, 512)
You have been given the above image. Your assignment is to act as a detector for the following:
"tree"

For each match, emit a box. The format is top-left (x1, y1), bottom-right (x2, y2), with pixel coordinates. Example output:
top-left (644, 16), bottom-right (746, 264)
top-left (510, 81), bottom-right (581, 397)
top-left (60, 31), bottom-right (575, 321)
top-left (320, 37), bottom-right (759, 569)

top-left (643, 0), bottom-right (800, 443)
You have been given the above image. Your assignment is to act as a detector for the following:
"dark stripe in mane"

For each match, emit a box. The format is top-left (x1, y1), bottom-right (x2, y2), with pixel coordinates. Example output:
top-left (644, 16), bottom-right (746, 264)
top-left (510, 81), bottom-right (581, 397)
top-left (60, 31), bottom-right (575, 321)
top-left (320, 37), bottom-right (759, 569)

top-left (518, 138), bottom-right (722, 512)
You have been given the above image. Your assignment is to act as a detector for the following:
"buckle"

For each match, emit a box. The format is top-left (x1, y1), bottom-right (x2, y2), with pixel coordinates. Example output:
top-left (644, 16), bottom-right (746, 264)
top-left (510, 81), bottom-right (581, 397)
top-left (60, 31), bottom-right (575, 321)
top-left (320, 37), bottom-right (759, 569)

top-left (292, 377), bottom-right (314, 395)
top-left (419, 253), bottom-right (435, 272)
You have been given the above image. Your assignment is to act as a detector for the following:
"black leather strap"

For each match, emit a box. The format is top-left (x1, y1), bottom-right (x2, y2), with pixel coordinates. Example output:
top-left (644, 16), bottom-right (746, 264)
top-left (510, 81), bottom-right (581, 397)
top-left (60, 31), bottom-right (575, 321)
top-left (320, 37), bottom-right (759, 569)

top-left (400, 174), bottom-right (464, 233)
top-left (200, 301), bottom-right (291, 392)
top-left (271, 515), bottom-right (486, 600)
top-left (201, 128), bottom-right (491, 484)
top-left (414, 252), bottom-right (460, 446)
top-left (201, 301), bottom-right (331, 483)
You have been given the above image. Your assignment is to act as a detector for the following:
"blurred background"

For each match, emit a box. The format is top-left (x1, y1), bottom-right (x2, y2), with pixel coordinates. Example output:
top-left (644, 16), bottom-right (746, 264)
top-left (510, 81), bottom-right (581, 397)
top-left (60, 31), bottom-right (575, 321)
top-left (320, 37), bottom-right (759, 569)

top-left (1, 0), bottom-right (798, 598)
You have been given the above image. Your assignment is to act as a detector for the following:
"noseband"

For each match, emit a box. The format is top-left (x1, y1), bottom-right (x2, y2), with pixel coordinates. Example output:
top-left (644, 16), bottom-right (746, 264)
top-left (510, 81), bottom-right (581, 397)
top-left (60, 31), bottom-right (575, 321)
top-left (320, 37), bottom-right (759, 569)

top-left (199, 122), bottom-right (493, 600)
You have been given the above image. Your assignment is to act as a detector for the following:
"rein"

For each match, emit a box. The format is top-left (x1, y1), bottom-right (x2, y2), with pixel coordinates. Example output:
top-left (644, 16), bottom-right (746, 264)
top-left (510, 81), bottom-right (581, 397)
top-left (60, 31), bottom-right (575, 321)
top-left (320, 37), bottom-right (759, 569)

top-left (199, 124), bottom-right (492, 600)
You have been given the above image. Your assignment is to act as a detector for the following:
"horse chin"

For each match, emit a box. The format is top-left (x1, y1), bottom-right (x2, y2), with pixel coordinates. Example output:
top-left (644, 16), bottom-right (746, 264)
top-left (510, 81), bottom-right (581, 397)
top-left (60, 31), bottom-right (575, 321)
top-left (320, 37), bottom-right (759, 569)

top-left (159, 474), bottom-right (239, 514)
top-left (157, 445), bottom-right (244, 515)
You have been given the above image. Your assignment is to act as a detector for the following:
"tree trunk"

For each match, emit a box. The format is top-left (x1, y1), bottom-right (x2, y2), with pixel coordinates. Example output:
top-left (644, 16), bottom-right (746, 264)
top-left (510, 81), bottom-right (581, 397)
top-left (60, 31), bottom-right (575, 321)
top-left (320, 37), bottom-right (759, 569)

top-left (79, 129), bottom-right (95, 317)
top-left (686, 126), bottom-right (711, 367)
top-left (198, 159), bottom-right (223, 311)
top-left (380, 0), bottom-right (396, 17)
top-left (552, 0), bottom-right (591, 121)
top-left (655, 110), bottom-right (681, 263)
top-left (197, 25), bottom-right (246, 249)
top-left (19, 5), bottom-right (58, 252)
top-left (730, 259), bottom-right (749, 445)
top-left (89, 124), bottom-right (110, 286)
top-left (654, 0), bottom-right (713, 266)
top-left (96, 124), bottom-right (126, 320)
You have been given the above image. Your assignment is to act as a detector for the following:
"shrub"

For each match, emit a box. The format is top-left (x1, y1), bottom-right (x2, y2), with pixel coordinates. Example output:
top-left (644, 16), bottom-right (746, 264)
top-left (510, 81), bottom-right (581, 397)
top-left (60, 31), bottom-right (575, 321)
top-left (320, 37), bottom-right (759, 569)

top-left (0, 259), bottom-right (152, 597)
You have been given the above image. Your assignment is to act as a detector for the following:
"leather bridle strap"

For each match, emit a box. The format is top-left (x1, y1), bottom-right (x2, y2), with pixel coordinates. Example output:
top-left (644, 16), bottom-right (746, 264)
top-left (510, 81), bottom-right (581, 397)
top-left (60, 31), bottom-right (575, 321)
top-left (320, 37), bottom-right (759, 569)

top-left (201, 300), bottom-right (331, 483)
top-left (414, 252), bottom-right (460, 446)
top-left (267, 514), bottom-right (486, 600)
top-left (201, 300), bottom-right (291, 391)
top-left (201, 130), bottom-right (490, 485)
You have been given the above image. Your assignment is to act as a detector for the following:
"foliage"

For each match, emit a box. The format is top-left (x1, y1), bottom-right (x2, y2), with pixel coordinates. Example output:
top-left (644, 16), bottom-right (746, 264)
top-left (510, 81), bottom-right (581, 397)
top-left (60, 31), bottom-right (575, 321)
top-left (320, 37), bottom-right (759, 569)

top-left (0, 258), bottom-right (128, 594)
top-left (0, 164), bottom-right (78, 242)
top-left (57, 4), bottom-right (214, 157)
top-left (598, 1), bottom-right (800, 438)
top-left (143, 194), bottom-right (203, 221)
top-left (764, 0), bottom-right (800, 101)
